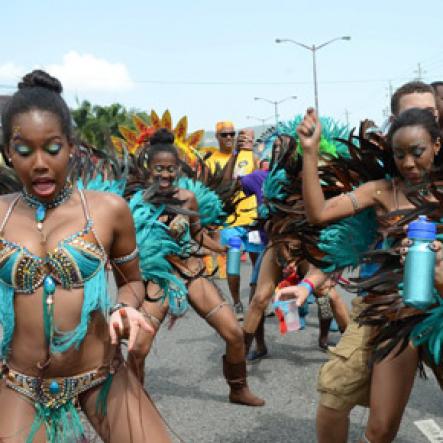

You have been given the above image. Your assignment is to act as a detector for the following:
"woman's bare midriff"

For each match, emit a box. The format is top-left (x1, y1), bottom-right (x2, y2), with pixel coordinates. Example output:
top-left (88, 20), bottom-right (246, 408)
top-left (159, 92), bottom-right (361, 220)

top-left (7, 287), bottom-right (113, 377)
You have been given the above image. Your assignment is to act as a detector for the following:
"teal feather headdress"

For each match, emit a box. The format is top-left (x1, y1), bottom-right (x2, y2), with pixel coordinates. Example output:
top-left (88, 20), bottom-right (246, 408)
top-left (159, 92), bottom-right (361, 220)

top-left (259, 115), bottom-right (350, 161)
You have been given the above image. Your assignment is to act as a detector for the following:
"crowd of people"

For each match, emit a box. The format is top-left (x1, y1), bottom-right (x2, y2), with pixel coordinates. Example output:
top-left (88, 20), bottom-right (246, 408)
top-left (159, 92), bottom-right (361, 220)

top-left (0, 69), bottom-right (443, 442)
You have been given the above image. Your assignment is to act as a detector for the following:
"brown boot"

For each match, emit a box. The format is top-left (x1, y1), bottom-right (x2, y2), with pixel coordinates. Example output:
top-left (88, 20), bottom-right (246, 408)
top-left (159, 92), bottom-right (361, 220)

top-left (243, 330), bottom-right (255, 355)
top-left (222, 355), bottom-right (265, 406)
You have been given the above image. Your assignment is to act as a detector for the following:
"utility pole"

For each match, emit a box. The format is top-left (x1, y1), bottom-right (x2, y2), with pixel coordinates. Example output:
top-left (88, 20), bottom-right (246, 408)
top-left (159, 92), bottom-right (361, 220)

top-left (275, 36), bottom-right (351, 116)
top-left (383, 80), bottom-right (394, 117)
top-left (344, 109), bottom-right (350, 127)
top-left (387, 80), bottom-right (393, 99)
top-left (414, 63), bottom-right (426, 80)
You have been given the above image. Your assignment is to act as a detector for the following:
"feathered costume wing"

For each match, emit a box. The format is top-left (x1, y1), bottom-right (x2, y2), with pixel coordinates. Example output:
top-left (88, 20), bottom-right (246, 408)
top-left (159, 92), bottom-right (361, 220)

top-left (129, 190), bottom-right (190, 316)
top-left (291, 124), bottom-right (443, 372)
top-left (256, 116), bottom-right (379, 269)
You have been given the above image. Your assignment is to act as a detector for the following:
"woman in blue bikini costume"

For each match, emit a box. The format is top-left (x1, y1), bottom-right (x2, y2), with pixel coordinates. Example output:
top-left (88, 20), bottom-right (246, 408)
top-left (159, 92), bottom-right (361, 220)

top-left (0, 70), bottom-right (171, 442)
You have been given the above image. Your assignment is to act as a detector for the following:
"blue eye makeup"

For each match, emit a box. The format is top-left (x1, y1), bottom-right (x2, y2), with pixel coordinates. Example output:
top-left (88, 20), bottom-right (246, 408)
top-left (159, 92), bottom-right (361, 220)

top-left (412, 147), bottom-right (425, 158)
top-left (14, 144), bottom-right (33, 157)
top-left (45, 143), bottom-right (62, 155)
top-left (393, 146), bottom-right (426, 160)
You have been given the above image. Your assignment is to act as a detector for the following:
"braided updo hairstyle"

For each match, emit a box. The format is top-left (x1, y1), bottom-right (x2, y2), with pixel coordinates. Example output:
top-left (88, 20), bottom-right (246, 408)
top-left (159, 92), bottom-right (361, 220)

top-left (1, 70), bottom-right (72, 148)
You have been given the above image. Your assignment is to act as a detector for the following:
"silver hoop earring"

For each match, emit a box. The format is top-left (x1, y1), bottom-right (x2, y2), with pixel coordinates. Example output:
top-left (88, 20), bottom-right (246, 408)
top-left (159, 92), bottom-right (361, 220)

top-left (8, 158), bottom-right (12, 163)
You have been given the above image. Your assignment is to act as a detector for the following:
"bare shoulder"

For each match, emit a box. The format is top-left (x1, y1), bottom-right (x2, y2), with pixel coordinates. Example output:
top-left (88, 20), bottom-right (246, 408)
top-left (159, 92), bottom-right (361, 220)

top-left (369, 178), bottom-right (395, 205)
top-left (177, 188), bottom-right (195, 201)
top-left (183, 188), bottom-right (195, 198)
top-left (374, 178), bottom-right (393, 191)
top-left (177, 188), bottom-right (198, 210)
top-left (0, 193), bottom-right (20, 216)
top-left (83, 190), bottom-right (130, 216)
top-left (357, 179), bottom-right (391, 194)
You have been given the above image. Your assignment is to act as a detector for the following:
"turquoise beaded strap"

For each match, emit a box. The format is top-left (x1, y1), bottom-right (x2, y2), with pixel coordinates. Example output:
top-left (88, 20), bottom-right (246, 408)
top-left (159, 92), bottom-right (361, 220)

top-left (43, 276), bottom-right (56, 347)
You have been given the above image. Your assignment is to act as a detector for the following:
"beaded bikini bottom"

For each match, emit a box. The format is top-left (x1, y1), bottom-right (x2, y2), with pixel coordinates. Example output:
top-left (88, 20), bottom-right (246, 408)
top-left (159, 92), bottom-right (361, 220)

top-left (3, 365), bottom-right (108, 409)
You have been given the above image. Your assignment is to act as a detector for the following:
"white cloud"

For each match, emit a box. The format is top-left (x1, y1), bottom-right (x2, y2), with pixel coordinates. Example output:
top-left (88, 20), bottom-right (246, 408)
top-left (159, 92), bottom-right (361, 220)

top-left (0, 52), bottom-right (134, 94)
top-left (0, 62), bottom-right (25, 83)
top-left (45, 51), bottom-right (134, 93)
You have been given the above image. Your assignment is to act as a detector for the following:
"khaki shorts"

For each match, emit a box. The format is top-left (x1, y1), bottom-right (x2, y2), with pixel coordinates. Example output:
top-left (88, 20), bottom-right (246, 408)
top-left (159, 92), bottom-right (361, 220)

top-left (317, 297), bottom-right (373, 410)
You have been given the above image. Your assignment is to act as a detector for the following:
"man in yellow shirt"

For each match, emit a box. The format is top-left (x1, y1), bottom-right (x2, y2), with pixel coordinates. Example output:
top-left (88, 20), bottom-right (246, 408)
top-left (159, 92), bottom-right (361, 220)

top-left (202, 122), bottom-right (263, 320)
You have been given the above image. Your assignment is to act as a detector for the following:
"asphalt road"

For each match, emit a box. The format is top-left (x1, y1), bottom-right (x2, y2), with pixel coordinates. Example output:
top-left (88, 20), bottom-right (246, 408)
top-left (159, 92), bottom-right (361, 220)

top-left (141, 262), bottom-right (443, 443)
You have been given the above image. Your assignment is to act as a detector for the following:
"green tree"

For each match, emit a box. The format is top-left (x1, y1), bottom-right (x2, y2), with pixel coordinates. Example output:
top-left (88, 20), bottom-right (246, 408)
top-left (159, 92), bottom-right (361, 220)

top-left (71, 100), bottom-right (150, 149)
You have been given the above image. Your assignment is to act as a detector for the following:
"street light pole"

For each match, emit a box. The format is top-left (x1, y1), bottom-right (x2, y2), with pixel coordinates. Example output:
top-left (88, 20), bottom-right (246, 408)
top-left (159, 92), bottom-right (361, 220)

top-left (274, 102), bottom-right (278, 128)
top-left (253, 96), bottom-right (297, 131)
top-left (312, 48), bottom-right (319, 113)
top-left (246, 115), bottom-right (274, 133)
top-left (275, 36), bottom-right (351, 115)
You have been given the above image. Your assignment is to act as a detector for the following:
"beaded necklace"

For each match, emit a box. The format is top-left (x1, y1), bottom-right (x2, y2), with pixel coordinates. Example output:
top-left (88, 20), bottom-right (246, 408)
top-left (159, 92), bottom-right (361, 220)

top-left (21, 183), bottom-right (73, 243)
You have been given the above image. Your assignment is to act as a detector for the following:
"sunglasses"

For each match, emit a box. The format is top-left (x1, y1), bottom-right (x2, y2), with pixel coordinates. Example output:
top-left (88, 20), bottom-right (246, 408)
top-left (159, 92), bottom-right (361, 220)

top-left (219, 132), bottom-right (236, 138)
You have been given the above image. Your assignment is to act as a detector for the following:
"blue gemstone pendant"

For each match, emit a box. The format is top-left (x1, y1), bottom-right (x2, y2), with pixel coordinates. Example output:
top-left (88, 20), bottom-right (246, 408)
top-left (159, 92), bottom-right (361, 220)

top-left (35, 204), bottom-right (46, 223)
top-left (49, 380), bottom-right (60, 394)
top-left (43, 276), bottom-right (56, 295)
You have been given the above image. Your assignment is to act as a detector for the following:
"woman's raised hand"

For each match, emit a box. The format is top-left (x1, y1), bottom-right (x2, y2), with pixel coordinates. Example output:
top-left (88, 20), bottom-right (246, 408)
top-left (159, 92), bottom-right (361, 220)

top-left (296, 108), bottom-right (322, 155)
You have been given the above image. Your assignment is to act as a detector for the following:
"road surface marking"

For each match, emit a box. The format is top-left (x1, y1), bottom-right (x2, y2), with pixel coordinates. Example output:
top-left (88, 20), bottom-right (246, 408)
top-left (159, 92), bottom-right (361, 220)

top-left (415, 419), bottom-right (443, 442)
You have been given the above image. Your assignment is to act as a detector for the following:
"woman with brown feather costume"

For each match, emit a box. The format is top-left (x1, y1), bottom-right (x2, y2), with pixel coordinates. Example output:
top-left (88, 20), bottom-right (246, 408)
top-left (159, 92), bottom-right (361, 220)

top-left (282, 105), bottom-right (443, 443)
top-left (238, 133), bottom-right (349, 358)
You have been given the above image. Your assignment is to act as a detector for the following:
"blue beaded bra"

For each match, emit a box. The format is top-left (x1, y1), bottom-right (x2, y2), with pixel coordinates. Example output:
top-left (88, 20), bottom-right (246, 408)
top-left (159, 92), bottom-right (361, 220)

top-left (0, 189), bottom-right (110, 358)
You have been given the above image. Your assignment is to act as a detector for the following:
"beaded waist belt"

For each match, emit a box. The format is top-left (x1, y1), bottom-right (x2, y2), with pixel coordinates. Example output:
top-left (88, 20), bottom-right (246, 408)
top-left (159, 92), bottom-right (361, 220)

top-left (4, 366), bottom-right (108, 409)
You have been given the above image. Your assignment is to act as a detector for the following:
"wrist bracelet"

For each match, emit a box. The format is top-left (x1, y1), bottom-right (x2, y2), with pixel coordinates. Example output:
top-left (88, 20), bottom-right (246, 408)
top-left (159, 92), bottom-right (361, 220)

top-left (301, 278), bottom-right (315, 291)
top-left (297, 280), bottom-right (314, 296)
top-left (109, 302), bottom-right (130, 316)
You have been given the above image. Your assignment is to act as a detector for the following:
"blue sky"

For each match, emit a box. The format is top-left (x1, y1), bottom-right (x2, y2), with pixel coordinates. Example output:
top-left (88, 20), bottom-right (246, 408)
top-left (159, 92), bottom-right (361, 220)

top-left (1, 0), bottom-right (442, 134)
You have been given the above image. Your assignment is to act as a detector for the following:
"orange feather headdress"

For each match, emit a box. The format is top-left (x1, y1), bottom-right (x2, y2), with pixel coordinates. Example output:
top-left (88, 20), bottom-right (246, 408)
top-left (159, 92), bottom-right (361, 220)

top-left (112, 110), bottom-right (204, 166)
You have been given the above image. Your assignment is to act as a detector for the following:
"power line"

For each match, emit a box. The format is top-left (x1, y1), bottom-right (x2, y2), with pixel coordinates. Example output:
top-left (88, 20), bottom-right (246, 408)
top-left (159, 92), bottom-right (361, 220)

top-left (132, 77), bottom-right (411, 86)
top-left (0, 75), bottom-right (416, 90)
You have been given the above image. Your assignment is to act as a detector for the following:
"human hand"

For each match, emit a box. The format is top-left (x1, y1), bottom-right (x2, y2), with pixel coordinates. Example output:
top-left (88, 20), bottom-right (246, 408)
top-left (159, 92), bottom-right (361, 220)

top-left (275, 284), bottom-right (310, 307)
top-left (400, 238), bottom-right (443, 286)
top-left (109, 306), bottom-right (153, 351)
top-left (296, 108), bottom-right (321, 155)
top-left (236, 130), bottom-right (254, 151)
top-left (218, 245), bottom-right (228, 254)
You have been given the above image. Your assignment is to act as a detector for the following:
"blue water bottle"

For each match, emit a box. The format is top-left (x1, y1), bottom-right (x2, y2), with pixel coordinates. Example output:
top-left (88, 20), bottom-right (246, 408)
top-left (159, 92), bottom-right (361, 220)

top-left (403, 215), bottom-right (436, 310)
top-left (227, 237), bottom-right (242, 276)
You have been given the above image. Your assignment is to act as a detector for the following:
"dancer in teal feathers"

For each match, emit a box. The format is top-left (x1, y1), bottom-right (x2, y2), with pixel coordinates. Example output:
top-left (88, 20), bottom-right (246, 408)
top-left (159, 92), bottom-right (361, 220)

top-left (0, 70), bottom-right (171, 442)
top-left (126, 129), bottom-right (265, 406)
